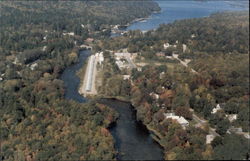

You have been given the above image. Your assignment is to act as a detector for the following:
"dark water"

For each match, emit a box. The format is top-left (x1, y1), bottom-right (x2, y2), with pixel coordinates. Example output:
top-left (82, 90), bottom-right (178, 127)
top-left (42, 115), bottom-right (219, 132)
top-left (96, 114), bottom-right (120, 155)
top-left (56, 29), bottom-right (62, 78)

top-left (60, 50), bottom-right (163, 160)
top-left (60, 50), bottom-right (90, 103)
top-left (99, 99), bottom-right (163, 160)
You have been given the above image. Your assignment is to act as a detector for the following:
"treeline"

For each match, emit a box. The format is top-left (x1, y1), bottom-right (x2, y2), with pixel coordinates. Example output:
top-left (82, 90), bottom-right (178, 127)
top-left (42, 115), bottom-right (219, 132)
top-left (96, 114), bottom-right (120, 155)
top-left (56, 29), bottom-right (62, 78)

top-left (99, 11), bottom-right (249, 57)
top-left (0, 1), bottom-right (159, 48)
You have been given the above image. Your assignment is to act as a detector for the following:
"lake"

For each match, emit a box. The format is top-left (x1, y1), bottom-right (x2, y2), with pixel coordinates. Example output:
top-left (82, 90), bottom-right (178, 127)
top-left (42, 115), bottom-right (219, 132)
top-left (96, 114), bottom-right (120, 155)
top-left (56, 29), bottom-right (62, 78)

top-left (127, 0), bottom-right (247, 31)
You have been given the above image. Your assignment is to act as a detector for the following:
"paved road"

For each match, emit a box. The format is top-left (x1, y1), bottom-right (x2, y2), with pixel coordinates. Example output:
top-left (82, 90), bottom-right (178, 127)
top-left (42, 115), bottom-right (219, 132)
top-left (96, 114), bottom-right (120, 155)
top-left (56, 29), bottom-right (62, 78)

top-left (172, 54), bottom-right (198, 74)
top-left (192, 113), bottom-right (220, 137)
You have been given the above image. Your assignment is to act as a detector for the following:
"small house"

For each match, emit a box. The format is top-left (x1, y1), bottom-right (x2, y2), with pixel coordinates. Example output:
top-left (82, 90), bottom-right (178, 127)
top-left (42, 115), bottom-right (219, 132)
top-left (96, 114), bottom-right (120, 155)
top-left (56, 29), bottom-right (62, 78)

top-left (211, 104), bottom-right (222, 114)
top-left (164, 113), bottom-right (189, 129)
top-left (206, 134), bottom-right (215, 144)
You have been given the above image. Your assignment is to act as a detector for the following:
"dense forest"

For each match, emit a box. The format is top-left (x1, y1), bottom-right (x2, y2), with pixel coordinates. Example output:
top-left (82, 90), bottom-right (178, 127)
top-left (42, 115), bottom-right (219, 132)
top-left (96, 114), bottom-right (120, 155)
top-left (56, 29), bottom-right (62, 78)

top-left (96, 11), bottom-right (249, 160)
top-left (0, 1), bottom-right (159, 160)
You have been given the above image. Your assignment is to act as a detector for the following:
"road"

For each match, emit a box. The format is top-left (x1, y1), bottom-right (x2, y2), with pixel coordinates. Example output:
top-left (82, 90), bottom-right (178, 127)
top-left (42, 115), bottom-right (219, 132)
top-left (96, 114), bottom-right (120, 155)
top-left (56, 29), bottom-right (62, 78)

top-left (172, 54), bottom-right (198, 74)
top-left (192, 112), bottom-right (220, 137)
top-left (228, 127), bottom-right (250, 139)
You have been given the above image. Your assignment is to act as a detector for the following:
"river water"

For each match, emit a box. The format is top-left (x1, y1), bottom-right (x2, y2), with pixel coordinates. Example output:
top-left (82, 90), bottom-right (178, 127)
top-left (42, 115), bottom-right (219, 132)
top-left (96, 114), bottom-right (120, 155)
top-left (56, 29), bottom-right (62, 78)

top-left (60, 1), bottom-right (247, 160)
top-left (61, 50), bottom-right (164, 160)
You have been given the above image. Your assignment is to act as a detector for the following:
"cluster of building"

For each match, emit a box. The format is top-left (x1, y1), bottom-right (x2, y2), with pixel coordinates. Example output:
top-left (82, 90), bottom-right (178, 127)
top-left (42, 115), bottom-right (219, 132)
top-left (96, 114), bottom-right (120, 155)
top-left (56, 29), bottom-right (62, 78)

top-left (163, 43), bottom-right (187, 52)
top-left (95, 52), bottom-right (104, 66)
top-left (211, 104), bottom-right (238, 122)
top-left (163, 42), bottom-right (177, 49)
top-left (114, 52), bottom-right (136, 70)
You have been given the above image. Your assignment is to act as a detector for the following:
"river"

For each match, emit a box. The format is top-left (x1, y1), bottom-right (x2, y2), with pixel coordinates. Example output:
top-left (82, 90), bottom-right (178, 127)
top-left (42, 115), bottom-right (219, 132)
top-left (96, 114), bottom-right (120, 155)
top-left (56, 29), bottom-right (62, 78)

top-left (61, 50), bottom-right (164, 160)
top-left (60, 1), bottom-right (247, 160)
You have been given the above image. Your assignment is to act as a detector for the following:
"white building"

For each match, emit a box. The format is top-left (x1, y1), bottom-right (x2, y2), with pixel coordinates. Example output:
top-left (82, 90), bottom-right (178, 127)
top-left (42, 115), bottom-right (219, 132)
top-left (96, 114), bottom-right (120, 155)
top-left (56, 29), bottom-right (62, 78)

top-left (166, 56), bottom-right (173, 59)
top-left (206, 134), bottom-right (216, 144)
top-left (164, 113), bottom-right (189, 129)
top-left (226, 114), bottom-right (237, 122)
top-left (164, 43), bottom-right (177, 49)
top-left (30, 63), bottom-right (38, 71)
top-left (63, 32), bottom-right (75, 36)
top-left (211, 104), bottom-right (222, 114)
top-left (163, 43), bottom-right (170, 49)
top-left (160, 72), bottom-right (165, 79)
top-left (123, 75), bottom-right (130, 80)
top-left (95, 52), bottom-right (104, 65)
top-left (150, 92), bottom-right (159, 100)
top-left (42, 46), bottom-right (47, 51)
top-left (183, 44), bottom-right (187, 53)
top-left (113, 25), bottom-right (119, 30)
top-left (115, 60), bottom-right (126, 69)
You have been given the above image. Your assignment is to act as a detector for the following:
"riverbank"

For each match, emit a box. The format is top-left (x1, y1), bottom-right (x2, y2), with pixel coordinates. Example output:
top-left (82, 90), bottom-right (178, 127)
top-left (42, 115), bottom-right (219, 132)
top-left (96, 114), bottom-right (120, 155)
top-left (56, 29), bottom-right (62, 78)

top-left (99, 96), bottom-right (167, 151)
top-left (130, 101), bottom-right (166, 149)
top-left (97, 98), bottom-right (164, 160)
top-left (102, 97), bottom-right (167, 156)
